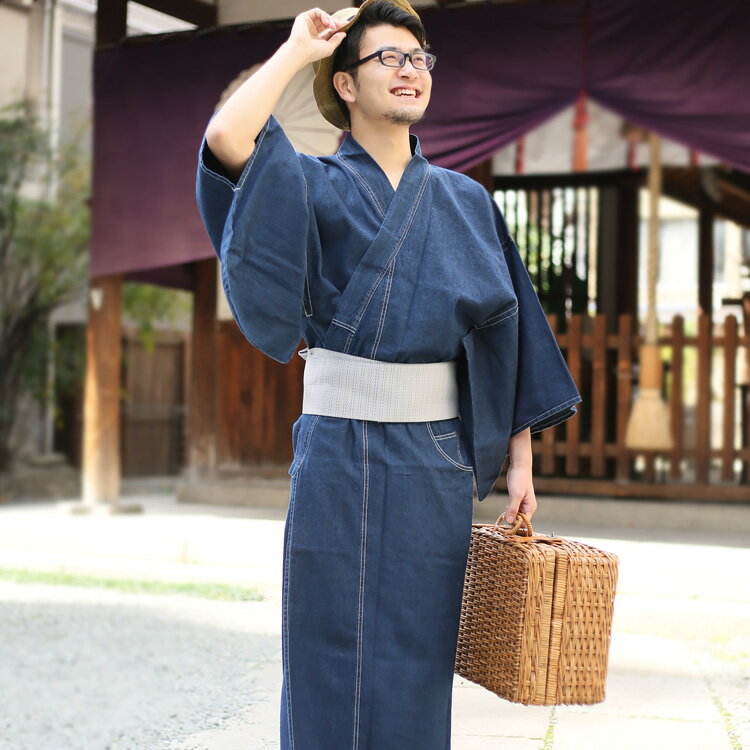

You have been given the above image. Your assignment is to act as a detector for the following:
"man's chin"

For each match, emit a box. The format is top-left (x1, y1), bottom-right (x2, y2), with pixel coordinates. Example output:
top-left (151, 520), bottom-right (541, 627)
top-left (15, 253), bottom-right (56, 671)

top-left (382, 108), bottom-right (426, 126)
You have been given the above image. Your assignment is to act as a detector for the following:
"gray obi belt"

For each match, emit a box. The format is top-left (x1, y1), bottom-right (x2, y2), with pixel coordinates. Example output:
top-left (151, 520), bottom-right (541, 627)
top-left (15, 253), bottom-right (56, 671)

top-left (298, 347), bottom-right (458, 422)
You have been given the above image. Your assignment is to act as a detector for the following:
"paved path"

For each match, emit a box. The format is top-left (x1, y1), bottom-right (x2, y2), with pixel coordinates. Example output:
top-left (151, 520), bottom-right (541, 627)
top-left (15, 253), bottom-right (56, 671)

top-left (0, 494), bottom-right (747, 749)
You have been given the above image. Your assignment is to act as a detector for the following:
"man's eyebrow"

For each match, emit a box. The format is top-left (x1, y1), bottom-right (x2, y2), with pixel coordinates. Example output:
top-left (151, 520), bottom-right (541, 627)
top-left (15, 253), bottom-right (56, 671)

top-left (377, 45), bottom-right (427, 53)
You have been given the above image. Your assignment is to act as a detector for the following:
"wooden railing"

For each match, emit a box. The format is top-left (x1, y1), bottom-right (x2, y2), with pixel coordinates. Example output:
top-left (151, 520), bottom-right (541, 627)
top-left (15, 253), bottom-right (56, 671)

top-left (526, 313), bottom-right (750, 500)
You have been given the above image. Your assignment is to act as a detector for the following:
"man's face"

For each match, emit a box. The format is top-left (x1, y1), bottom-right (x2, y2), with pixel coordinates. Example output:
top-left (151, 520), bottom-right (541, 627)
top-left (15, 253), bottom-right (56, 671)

top-left (339, 23), bottom-right (432, 127)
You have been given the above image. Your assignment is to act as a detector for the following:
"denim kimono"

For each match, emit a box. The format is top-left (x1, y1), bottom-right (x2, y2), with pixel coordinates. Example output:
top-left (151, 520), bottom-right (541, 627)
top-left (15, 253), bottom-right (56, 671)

top-left (196, 114), bottom-right (580, 749)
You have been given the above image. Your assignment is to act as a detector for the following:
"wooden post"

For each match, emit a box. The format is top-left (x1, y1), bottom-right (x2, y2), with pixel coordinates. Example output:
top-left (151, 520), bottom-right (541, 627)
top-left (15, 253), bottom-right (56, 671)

top-left (695, 313), bottom-right (711, 483)
top-left (615, 313), bottom-right (633, 481)
top-left (596, 182), bottom-right (639, 334)
top-left (698, 207), bottom-right (714, 319)
top-left (540, 314), bottom-right (558, 475)
top-left (465, 158), bottom-right (494, 194)
top-left (590, 314), bottom-right (607, 476)
top-left (60, 1), bottom-right (137, 513)
top-left (187, 258), bottom-right (218, 480)
top-left (82, 275), bottom-right (121, 502)
top-left (721, 315), bottom-right (738, 481)
top-left (565, 314), bottom-right (582, 476)
top-left (96, 0), bottom-right (128, 47)
top-left (741, 293), bottom-right (750, 483)
top-left (76, 274), bottom-right (139, 511)
top-left (669, 315), bottom-right (685, 480)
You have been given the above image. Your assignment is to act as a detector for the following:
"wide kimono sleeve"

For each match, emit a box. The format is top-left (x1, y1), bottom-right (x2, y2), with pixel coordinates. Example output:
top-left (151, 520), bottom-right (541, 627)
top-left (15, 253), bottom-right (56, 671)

top-left (457, 195), bottom-right (582, 502)
top-left (195, 114), bottom-right (314, 363)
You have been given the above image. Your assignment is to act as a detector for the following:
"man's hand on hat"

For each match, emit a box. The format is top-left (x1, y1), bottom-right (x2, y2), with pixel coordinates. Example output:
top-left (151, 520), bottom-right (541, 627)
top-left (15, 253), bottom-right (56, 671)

top-left (289, 8), bottom-right (347, 64)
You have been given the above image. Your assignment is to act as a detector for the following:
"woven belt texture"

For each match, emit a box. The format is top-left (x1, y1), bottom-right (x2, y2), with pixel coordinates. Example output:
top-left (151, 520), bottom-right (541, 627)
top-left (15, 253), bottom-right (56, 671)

top-left (298, 347), bottom-right (459, 422)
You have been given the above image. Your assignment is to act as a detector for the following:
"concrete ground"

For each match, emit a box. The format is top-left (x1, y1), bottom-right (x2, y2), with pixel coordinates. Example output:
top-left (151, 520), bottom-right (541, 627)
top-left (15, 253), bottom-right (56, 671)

top-left (0, 488), bottom-right (747, 750)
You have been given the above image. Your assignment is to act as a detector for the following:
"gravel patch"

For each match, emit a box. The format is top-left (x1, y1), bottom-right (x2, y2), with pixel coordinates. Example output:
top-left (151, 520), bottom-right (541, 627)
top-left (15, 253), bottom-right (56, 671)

top-left (0, 580), bottom-right (281, 750)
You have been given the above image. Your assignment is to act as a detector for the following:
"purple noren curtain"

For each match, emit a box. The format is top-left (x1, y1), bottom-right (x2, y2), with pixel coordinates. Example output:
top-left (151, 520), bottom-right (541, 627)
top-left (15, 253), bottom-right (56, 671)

top-left (91, 0), bottom-right (750, 286)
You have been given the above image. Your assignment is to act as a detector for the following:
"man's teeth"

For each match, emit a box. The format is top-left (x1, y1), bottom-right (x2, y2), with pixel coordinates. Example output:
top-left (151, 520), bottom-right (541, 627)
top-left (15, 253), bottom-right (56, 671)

top-left (392, 89), bottom-right (417, 97)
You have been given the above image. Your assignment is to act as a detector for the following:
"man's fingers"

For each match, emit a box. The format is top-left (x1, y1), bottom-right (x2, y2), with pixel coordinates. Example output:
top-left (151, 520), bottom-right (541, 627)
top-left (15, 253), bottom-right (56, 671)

top-left (320, 27), bottom-right (346, 42)
top-left (310, 8), bottom-right (343, 30)
top-left (302, 8), bottom-right (335, 35)
top-left (503, 498), bottom-right (521, 525)
top-left (328, 31), bottom-right (346, 48)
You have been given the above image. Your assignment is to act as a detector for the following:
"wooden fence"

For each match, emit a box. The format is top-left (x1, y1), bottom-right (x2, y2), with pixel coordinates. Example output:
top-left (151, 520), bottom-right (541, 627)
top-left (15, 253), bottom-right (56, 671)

top-left (525, 312), bottom-right (750, 500)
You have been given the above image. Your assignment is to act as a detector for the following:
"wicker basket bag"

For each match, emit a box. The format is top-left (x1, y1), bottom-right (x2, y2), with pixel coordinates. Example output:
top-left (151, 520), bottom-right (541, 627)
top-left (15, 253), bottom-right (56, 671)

top-left (454, 512), bottom-right (619, 706)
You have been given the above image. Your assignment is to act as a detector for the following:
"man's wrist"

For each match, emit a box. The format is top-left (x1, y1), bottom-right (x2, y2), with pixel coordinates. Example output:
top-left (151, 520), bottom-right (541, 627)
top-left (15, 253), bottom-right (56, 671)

top-left (279, 38), bottom-right (316, 69)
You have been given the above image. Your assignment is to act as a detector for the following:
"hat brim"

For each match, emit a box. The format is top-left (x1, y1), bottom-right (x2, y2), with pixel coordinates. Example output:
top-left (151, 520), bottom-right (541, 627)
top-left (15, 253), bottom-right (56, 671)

top-left (312, 0), bottom-right (422, 131)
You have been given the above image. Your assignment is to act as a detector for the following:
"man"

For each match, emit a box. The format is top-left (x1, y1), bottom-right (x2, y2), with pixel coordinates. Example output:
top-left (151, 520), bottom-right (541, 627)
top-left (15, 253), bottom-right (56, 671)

top-left (196, 2), bottom-right (580, 747)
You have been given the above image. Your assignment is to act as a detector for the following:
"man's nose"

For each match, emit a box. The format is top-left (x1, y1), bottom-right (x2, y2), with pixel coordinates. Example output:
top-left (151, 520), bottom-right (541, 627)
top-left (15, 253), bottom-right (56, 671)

top-left (398, 59), bottom-right (418, 76)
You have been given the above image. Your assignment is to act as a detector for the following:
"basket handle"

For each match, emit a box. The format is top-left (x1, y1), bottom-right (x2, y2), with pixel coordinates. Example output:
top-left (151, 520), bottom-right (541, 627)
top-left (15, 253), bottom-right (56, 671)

top-left (498, 511), bottom-right (533, 536)
top-left (471, 511), bottom-right (534, 535)
top-left (473, 511), bottom-right (564, 544)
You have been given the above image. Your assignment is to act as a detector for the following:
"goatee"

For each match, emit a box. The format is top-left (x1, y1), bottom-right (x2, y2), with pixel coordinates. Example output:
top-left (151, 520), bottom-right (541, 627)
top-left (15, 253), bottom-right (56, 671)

top-left (382, 109), bottom-right (425, 126)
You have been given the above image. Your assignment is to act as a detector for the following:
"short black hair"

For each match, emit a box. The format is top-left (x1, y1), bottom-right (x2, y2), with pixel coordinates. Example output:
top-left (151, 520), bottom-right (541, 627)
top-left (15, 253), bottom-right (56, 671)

top-left (331, 1), bottom-right (429, 123)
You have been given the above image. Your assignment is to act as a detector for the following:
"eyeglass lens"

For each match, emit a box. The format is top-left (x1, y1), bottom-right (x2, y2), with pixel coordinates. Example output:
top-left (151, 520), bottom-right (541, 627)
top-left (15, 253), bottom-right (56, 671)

top-left (380, 50), bottom-right (434, 70)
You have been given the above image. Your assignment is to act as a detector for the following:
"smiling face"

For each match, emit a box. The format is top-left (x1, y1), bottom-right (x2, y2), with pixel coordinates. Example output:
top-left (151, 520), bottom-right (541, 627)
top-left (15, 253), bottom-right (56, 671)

top-left (333, 23), bottom-right (432, 128)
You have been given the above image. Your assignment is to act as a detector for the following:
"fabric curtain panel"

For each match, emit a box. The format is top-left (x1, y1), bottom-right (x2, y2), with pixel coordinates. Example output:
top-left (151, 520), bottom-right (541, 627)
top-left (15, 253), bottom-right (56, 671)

top-left (90, 0), bottom-right (750, 284)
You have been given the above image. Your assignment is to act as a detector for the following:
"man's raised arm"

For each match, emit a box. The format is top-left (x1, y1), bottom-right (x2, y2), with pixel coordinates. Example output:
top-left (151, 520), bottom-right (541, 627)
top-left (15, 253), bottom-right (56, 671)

top-left (205, 8), bottom-right (346, 182)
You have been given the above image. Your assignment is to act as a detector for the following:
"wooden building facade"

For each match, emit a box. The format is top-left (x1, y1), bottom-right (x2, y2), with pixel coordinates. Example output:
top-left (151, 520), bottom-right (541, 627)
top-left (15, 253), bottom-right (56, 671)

top-left (80, 0), bottom-right (750, 507)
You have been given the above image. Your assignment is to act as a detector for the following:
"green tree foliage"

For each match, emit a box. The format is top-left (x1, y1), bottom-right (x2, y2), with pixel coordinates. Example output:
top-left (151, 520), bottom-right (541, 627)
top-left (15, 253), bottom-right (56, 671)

top-left (0, 103), bottom-right (193, 471)
top-left (123, 282), bottom-right (191, 352)
top-left (0, 103), bottom-right (89, 470)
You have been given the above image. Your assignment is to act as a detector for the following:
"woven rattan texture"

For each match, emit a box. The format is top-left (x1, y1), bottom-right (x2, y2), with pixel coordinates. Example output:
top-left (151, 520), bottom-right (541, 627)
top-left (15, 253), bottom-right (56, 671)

top-left (454, 522), bottom-right (619, 706)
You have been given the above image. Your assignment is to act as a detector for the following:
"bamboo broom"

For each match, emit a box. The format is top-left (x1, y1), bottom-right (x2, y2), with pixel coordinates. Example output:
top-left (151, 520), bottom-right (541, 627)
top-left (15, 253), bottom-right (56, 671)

top-left (625, 132), bottom-right (674, 450)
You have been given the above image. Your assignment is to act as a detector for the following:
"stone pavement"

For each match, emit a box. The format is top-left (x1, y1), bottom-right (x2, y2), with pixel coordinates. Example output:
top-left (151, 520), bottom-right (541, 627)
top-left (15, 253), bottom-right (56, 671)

top-left (0, 490), bottom-right (747, 750)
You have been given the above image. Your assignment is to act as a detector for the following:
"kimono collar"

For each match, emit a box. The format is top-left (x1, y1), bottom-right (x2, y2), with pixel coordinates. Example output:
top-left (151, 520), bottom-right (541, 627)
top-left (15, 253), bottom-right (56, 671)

top-left (337, 129), bottom-right (423, 161)
top-left (336, 130), bottom-right (427, 207)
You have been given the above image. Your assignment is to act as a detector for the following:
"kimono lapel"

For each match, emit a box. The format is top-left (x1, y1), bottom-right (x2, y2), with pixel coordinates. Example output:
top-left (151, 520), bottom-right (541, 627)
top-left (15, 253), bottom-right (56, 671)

top-left (327, 131), bottom-right (432, 342)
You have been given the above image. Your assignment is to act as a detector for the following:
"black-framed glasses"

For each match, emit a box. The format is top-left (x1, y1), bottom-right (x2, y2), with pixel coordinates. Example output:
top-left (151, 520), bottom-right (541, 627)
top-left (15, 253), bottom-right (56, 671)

top-left (345, 49), bottom-right (436, 71)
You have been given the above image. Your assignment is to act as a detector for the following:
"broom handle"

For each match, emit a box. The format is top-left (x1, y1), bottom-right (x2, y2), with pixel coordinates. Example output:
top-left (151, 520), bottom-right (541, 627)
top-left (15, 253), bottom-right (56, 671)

top-left (646, 131), bottom-right (661, 346)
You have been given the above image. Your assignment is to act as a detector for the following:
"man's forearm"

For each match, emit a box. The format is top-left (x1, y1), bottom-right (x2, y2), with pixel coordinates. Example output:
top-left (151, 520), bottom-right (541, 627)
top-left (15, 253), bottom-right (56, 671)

top-left (205, 39), bottom-right (312, 180)
top-left (503, 427), bottom-right (536, 524)
top-left (508, 427), bottom-right (532, 469)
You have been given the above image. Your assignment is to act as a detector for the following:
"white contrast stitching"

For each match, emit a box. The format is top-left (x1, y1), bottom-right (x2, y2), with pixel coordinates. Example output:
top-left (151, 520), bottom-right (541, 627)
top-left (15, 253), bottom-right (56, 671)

top-left (234, 118), bottom-right (271, 192)
top-left (302, 175), bottom-right (313, 318)
top-left (289, 414), bottom-right (321, 478)
top-left (336, 154), bottom-right (386, 218)
top-left (476, 302), bottom-right (519, 329)
top-left (343, 329), bottom-right (355, 354)
top-left (332, 318), bottom-right (357, 333)
top-left (353, 420), bottom-right (369, 748)
top-left (198, 157), bottom-right (235, 191)
top-left (370, 258), bottom-right (395, 358)
top-left (303, 272), bottom-right (313, 318)
top-left (282, 472), bottom-right (298, 749)
top-left (456, 439), bottom-right (468, 467)
top-left (346, 170), bottom-right (430, 332)
top-left (427, 423), bottom-right (473, 471)
top-left (511, 396), bottom-right (581, 436)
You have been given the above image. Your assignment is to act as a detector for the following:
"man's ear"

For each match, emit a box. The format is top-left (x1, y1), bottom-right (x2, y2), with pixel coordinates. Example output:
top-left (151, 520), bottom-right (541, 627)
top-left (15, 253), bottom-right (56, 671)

top-left (333, 71), bottom-right (357, 104)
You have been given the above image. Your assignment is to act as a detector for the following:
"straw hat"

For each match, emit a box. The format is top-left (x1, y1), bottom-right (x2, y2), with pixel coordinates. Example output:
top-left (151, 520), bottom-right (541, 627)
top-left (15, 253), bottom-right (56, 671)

top-left (312, 0), bottom-right (423, 131)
